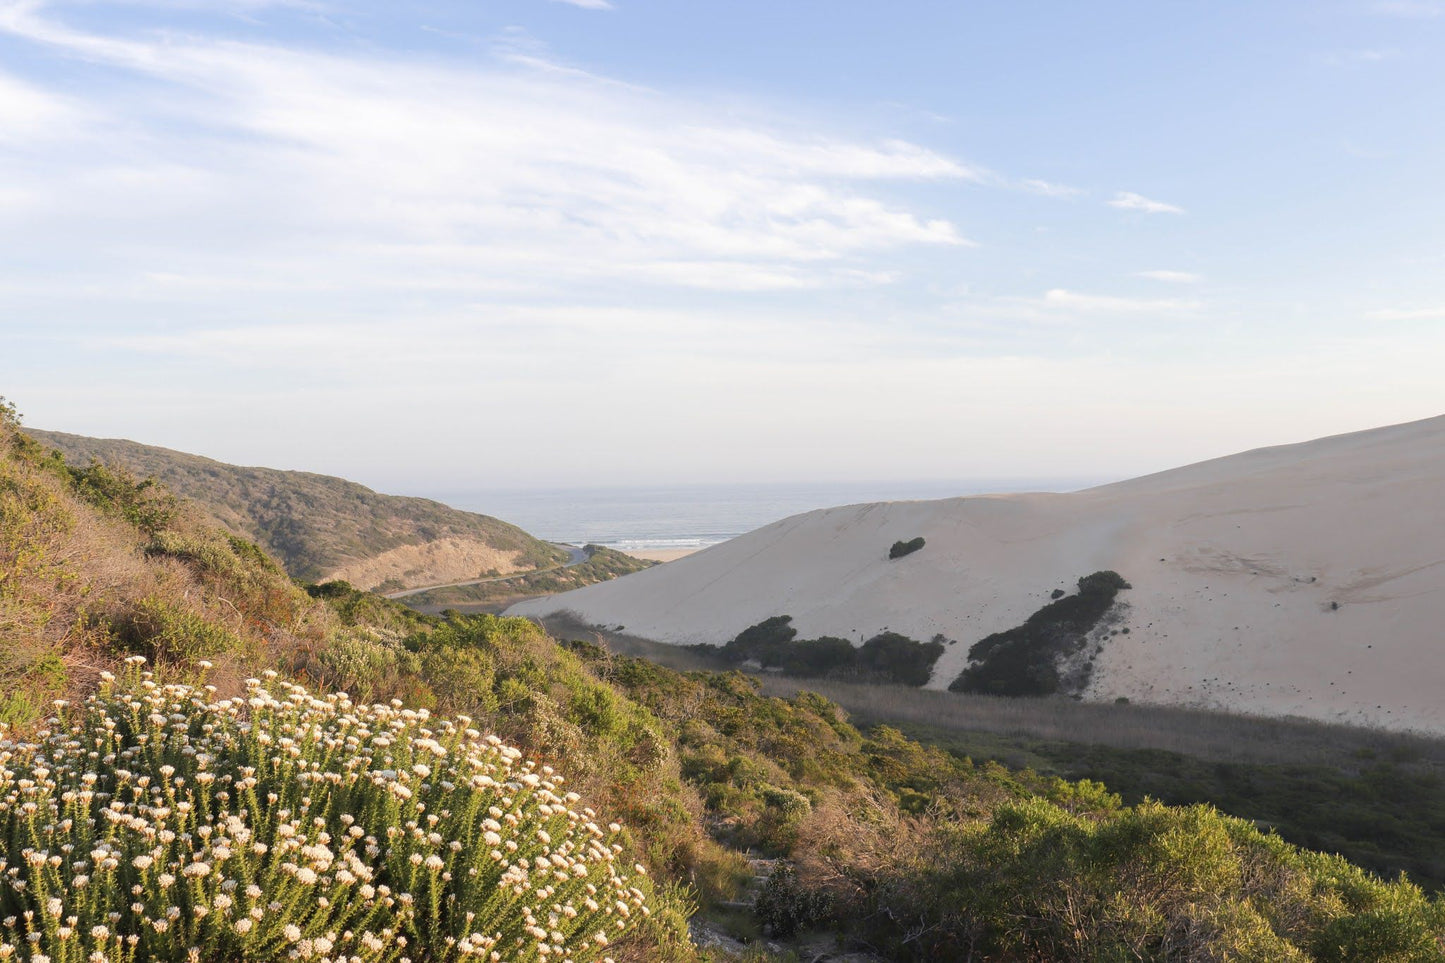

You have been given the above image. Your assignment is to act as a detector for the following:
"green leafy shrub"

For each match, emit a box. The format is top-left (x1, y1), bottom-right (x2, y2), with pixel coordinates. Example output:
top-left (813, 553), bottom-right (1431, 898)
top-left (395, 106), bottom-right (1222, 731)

top-left (888, 537), bottom-right (925, 560)
top-left (65, 460), bottom-right (178, 537)
top-left (874, 798), bottom-right (1445, 961)
top-left (117, 595), bottom-right (243, 664)
top-left (0, 662), bottom-right (651, 962)
top-left (755, 865), bottom-right (831, 938)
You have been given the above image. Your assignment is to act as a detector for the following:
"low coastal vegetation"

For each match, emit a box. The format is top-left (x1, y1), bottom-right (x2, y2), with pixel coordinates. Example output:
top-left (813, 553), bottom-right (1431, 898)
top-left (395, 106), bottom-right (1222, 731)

top-left (888, 536), bottom-right (925, 560)
top-left (706, 616), bottom-right (945, 686)
top-left (950, 570), bottom-right (1131, 696)
top-left (402, 546), bottom-right (655, 613)
top-left (5, 403), bottom-right (1445, 961)
top-left (30, 428), bottom-right (565, 585)
top-left (1, 666), bottom-right (650, 962)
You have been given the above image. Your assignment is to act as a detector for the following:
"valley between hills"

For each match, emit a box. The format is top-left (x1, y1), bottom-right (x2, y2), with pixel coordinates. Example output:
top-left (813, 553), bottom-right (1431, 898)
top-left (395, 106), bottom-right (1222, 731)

top-left (5, 403), bottom-right (1445, 961)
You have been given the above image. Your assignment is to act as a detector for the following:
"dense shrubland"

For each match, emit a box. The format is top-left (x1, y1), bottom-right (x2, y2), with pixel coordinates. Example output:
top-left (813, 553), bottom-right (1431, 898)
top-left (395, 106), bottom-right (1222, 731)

top-left (4, 402), bottom-right (1445, 961)
top-left (1, 665), bottom-right (650, 962)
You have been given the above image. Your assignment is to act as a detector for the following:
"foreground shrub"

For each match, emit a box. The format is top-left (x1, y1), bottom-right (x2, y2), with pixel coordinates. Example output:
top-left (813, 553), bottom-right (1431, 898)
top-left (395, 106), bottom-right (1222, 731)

top-left (865, 798), bottom-right (1445, 961)
top-left (0, 661), bottom-right (650, 962)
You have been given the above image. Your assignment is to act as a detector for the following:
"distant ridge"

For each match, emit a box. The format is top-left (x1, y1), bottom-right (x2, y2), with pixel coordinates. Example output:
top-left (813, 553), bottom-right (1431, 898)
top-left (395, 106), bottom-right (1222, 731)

top-left (31, 429), bottom-right (564, 591)
top-left (512, 414), bottom-right (1445, 733)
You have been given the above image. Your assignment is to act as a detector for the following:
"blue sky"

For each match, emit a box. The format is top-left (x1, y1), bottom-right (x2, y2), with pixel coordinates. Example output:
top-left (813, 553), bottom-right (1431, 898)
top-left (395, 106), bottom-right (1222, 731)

top-left (1, 0), bottom-right (1442, 490)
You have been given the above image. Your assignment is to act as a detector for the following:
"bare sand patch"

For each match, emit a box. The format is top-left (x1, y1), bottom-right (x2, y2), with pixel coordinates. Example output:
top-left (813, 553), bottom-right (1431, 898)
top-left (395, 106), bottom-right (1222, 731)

top-left (617, 547), bottom-right (700, 563)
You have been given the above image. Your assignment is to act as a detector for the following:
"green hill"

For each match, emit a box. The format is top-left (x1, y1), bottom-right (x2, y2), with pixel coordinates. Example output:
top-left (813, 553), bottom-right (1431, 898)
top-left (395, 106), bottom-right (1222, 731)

top-left (5, 402), bottom-right (1445, 962)
top-left (28, 428), bottom-right (565, 590)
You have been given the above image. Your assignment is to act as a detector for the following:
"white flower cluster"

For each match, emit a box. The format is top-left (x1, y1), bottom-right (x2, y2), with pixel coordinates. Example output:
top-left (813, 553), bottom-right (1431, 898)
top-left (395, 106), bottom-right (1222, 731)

top-left (0, 660), bottom-right (649, 962)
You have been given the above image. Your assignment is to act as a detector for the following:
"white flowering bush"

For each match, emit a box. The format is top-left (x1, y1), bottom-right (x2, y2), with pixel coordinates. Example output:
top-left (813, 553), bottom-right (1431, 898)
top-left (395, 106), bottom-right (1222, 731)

top-left (0, 659), bottom-right (651, 962)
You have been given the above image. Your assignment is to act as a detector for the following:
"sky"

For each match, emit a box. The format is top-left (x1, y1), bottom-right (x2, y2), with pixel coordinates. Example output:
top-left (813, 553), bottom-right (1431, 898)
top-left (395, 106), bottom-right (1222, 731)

top-left (1, 0), bottom-right (1443, 492)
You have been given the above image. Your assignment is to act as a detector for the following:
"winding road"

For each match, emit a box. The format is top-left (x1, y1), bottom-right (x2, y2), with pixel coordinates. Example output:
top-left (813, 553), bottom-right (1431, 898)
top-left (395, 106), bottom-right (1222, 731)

top-left (382, 543), bottom-right (590, 600)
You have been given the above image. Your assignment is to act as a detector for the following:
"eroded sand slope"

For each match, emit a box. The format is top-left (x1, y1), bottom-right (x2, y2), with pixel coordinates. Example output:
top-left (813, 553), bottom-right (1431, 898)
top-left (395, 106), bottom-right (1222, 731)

top-left (510, 416), bottom-right (1445, 732)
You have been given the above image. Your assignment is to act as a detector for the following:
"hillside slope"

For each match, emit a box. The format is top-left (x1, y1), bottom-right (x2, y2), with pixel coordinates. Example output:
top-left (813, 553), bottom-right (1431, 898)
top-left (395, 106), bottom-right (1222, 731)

top-left (511, 415), bottom-right (1445, 733)
top-left (7, 405), bottom-right (1445, 959)
top-left (31, 428), bottom-right (564, 590)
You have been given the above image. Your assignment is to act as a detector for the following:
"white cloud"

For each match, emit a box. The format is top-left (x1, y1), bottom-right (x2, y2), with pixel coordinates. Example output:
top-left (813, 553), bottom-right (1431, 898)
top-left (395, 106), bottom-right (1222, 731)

top-left (1042, 289), bottom-right (1201, 312)
top-left (0, 2), bottom-right (971, 300)
top-left (1136, 270), bottom-right (1201, 284)
top-left (1323, 48), bottom-right (1400, 66)
top-left (1021, 178), bottom-right (1082, 197)
top-left (1364, 306), bottom-right (1445, 321)
top-left (549, 0), bottom-right (615, 8)
top-left (1109, 191), bottom-right (1185, 215)
top-left (0, 69), bottom-right (80, 139)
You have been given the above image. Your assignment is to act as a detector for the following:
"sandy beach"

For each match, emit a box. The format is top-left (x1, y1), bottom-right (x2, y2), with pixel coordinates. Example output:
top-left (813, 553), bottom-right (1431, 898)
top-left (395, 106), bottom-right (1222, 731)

top-left (618, 547), bottom-right (701, 563)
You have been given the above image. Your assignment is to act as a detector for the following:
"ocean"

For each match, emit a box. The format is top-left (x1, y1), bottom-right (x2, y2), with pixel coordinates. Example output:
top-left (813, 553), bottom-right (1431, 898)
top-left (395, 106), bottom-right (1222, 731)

top-left (427, 478), bottom-right (1104, 551)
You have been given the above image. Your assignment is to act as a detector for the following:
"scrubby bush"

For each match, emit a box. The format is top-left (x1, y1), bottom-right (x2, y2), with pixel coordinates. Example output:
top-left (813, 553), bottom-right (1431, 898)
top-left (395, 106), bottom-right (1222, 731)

top-left (888, 537), bottom-right (925, 560)
top-left (0, 661), bottom-right (650, 962)
top-left (65, 460), bottom-right (178, 538)
top-left (754, 866), bottom-right (831, 938)
top-left (857, 632), bottom-right (945, 687)
top-left (951, 570), bottom-right (1131, 696)
top-left (716, 618), bottom-right (944, 686)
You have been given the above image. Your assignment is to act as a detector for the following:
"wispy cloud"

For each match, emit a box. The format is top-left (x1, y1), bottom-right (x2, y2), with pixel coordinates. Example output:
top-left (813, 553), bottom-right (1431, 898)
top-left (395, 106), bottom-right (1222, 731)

top-left (549, 0), bottom-right (615, 8)
top-left (0, 0), bottom-right (972, 300)
top-left (1042, 289), bottom-right (1201, 312)
top-left (1365, 305), bottom-right (1445, 321)
top-left (1371, 0), bottom-right (1443, 17)
top-left (1322, 47), bottom-right (1400, 65)
top-left (1109, 191), bottom-right (1185, 215)
top-left (1021, 178), bottom-right (1082, 197)
top-left (1136, 270), bottom-right (1201, 283)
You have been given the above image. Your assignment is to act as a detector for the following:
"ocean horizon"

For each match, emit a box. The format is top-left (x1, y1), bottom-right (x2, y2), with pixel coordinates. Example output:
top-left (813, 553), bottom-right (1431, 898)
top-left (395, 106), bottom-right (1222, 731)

top-left (425, 477), bottom-right (1108, 551)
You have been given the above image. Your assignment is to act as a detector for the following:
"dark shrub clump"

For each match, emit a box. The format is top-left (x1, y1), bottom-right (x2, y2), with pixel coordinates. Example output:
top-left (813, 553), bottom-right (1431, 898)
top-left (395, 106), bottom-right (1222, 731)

top-left (889, 536), bottom-right (926, 559)
top-left (950, 571), bottom-right (1131, 697)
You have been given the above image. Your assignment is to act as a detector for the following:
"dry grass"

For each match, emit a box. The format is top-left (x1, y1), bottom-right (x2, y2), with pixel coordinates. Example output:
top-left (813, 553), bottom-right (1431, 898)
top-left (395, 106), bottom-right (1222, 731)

top-left (754, 675), bottom-right (1445, 770)
top-left (29, 427), bottom-right (564, 584)
top-left (536, 613), bottom-right (1445, 772)
top-left (1, 420), bottom-right (344, 723)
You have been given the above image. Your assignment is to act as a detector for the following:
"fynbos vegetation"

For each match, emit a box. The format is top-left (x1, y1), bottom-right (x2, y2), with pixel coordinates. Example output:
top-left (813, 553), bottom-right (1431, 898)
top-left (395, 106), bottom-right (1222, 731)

top-left (4, 406), bottom-right (1445, 961)
top-left (0, 664), bottom-right (650, 962)
top-left (28, 429), bottom-right (565, 586)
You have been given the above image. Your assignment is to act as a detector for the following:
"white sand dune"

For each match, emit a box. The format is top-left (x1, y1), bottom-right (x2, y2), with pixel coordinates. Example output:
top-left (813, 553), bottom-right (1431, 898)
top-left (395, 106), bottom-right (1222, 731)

top-left (510, 416), bottom-right (1445, 733)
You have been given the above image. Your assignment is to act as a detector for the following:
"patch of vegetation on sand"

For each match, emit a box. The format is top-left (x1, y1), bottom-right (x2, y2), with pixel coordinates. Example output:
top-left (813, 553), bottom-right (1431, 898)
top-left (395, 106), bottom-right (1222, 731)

top-left (704, 615), bottom-right (945, 687)
top-left (888, 535), bottom-right (925, 559)
top-left (950, 570), bottom-right (1130, 696)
